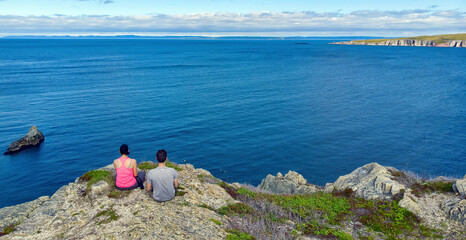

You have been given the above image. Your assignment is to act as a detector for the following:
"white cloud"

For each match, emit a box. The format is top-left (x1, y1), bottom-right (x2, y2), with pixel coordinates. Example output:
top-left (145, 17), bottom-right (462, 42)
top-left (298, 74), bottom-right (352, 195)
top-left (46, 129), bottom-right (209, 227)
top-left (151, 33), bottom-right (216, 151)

top-left (0, 9), bottom-right (464, 36)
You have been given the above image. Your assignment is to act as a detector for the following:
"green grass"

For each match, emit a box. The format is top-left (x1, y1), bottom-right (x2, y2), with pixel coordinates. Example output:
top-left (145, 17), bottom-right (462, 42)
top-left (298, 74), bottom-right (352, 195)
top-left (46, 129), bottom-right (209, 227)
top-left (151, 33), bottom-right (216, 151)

top-left (107, 189), bottom-right (131, 199)
top-left (269, 193), bottom-right (351, 225)
top-left (95, 208), bottom-right (119, 225)
top-left (199, 203), bottom-right (215, 211)
top-left (352, 33), bottom-right (466, 44)
top-left (166, 160), bottom-right (183, 171)
top-left (226, 230), bottom-right (256, 240)
top-left (138, 161), bottom-right (182, 171)
top-left (218, 183), bottom-right (443, 239)
top-left (237, 188), bottom-right (256, 198)
top-left (0, 223), bottom-right (19, 236)
top-left (359, 200), bottom-right (418, 238)
top-left (210, 218), bottom-right (222, 226)
top-left (218, 203), bottom-right (253, 216)
top-left (296, 221), bottom-right (353, 240)
top-left (175, 190), bottom-right (186, 196)
top-left (138, 162), bottom-right (157, 170)
top-left (79, 170), bottom-right (113, 195)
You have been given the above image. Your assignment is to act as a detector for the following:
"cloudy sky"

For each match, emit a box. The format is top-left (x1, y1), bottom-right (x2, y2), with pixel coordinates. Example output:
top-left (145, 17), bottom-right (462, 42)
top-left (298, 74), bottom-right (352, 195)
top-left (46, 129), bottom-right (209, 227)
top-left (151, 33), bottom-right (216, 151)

top-left (0, 0), bottom-right (465, 37)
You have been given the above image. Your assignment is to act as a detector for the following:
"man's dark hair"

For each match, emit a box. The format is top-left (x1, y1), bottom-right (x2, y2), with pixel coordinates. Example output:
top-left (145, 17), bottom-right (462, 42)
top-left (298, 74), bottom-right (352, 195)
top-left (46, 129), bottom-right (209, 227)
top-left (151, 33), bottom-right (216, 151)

top-left (120, 144), bottom-right (129, 155)
top-left (156, 149), bottom-right (167, 163)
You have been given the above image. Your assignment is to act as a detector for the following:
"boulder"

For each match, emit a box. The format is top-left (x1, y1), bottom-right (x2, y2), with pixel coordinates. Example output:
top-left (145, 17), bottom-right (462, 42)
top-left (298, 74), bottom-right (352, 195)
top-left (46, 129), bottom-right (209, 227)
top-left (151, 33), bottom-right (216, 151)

top-left (331, 162), bottom-right (405, 200)
top-left (453, 175), bottom-right (466, 196)
top-left (258, 171), bottom-right (321, 194)
top-left (90, 180), bottom-right (110, 197)
top-left (398, 190), bottom-right (421, 215)
top-left (441, 198), bottom-right (466, 224)
top-left (4, 126), bottom-right (44, 155)
top-left (0, 196), bottom-right (49, 230)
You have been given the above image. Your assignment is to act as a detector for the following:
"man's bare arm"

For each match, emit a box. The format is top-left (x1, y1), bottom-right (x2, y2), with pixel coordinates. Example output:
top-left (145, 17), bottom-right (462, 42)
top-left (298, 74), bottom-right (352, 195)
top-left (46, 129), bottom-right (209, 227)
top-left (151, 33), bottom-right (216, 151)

top-left (174, 178), bottom-right (179, 189)
top-left (146, 182), bottom-right (152, 191)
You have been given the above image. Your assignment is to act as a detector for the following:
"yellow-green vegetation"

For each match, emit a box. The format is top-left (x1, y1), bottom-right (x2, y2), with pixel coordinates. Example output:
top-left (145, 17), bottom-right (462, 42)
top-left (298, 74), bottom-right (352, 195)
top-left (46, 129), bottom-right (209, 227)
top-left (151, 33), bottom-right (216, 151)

top-left (95, 208), bottom-right (119, 225)
top-left (218, 203), bottom-right (253, 216)
top-left (199, 203), bottom-right (215, 211)
top-left (296, 221), bottom-right (352, 240)
top-left (0, 223), bottom-right (19, 236)
top-left (389, 170), bottom-right (454, 197)
top-left (138, 160), bottom-right (182, 171)
top-left (79, 170), bottom-right (114, 195)
top-left (197, 174), bottom-right (221, 184)
top-left (210, 218), bottom-right (222, 226)
top-left (226, 230), bottom-right (256, 240)
top-left (218, 183), bottom-right (443, 240)
top-left (107, 189), bottom-right (131, 199)
top-left (138, 162), bottom-right (157, 170)
top-left (166, 160), bottom-right (183, 171)
top-left (353, 33), bottom-right (466, 44)
top-left (175, 189), bottom-right (186, 196)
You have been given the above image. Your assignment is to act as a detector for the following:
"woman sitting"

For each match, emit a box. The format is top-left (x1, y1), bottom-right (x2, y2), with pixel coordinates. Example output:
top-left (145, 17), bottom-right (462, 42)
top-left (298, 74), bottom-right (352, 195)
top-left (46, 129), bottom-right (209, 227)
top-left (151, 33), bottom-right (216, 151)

top-left (114, 144), bottom-right (145, 190)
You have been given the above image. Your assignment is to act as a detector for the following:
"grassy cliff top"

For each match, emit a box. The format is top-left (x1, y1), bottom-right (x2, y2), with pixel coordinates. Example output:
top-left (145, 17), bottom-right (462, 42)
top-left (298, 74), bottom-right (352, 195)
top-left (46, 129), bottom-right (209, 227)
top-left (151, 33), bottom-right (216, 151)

top-left (353, 33), bottom-right (466, 44)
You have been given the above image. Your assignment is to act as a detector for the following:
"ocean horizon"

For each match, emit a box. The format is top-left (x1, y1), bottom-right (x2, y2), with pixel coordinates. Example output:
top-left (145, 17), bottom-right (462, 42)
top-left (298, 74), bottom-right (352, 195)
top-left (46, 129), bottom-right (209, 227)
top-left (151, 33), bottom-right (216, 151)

top-left (0, 39), bottom-right (465, 208)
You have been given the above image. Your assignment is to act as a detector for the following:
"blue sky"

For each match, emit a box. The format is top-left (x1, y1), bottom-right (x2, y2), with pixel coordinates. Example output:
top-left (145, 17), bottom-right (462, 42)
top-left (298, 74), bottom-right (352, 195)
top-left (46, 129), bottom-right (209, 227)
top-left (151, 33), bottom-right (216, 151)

top-left (0, 0), bottom-right (465, 36)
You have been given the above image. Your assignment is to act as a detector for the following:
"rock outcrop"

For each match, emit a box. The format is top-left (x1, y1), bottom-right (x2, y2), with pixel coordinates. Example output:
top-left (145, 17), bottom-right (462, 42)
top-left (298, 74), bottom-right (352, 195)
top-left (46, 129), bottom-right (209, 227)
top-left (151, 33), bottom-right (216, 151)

top-left (4, 126), bottom-right (44, 155)
top-left (441, 198), bottom-right (466, 224)
top-left (453, 175), bottom-right (466, 196)
top-left (0, 163), bottom-right (234, 240)
top-left (1, 162), bottom-right (464, 239)
top-left (258, 171), bottom-right (321, 194)
top-left (324, 162), bottom-right (405, 200)
top-left (331, 39), bottom-right (466, 47)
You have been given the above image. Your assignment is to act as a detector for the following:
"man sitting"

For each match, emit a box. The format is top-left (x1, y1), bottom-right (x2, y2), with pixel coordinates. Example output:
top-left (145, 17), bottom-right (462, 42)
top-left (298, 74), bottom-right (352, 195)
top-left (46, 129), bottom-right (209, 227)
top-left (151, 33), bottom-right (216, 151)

top-left (145, 149), bottom-right (179, 201)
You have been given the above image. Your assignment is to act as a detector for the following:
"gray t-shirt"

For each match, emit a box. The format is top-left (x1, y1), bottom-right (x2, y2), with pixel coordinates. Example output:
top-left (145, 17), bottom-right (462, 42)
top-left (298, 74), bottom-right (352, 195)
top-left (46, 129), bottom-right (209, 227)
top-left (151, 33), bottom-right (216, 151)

top-left (147, 167), bottom-right (178, 202)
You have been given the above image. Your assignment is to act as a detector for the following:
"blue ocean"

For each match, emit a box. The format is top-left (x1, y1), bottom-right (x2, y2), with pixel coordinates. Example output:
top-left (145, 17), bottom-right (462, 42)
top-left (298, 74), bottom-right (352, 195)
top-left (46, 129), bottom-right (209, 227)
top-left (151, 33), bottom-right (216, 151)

top-left (0, 39), bottom-right (465, 208)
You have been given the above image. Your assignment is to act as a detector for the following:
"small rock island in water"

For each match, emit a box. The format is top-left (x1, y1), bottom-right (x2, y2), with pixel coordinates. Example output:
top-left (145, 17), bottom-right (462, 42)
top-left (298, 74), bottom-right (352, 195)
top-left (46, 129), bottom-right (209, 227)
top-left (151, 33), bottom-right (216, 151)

top-left (331, 33), bottom-right (466, 47)
top-left (4, 126), bottom-right (44, 155)
top-left (0, 162), bottom-right (464, 239)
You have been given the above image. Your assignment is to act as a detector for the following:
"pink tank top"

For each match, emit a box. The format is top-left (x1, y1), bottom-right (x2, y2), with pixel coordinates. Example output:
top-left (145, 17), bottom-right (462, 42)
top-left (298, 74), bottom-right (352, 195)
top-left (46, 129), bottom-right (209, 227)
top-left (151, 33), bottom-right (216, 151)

top-left (115, 157), bottom-right (136, 188)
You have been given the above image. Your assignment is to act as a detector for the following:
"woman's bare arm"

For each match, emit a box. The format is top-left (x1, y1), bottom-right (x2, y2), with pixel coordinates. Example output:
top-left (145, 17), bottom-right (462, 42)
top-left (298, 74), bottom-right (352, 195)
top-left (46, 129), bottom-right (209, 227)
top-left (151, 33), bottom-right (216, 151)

top-left (132, 159), bottom-right (138, 177)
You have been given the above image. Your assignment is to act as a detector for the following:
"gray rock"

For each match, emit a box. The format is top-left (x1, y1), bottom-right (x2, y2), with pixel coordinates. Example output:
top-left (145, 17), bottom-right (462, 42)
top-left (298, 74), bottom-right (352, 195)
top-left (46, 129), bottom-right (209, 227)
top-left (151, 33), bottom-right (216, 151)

top-left (258, 171), bottom-right (321, 194)
top-left (453, 175), bottom-right (466, 196)
top-left (90, 180), bottom-right (110, 196)
top-left (0, 163), bottom-right (232, 239)
top-left (5, 126), bottom-right (44, 155)
top-left (441, 198), bottom-right (466, 224)
top-left (332, 162), bottom-right (405, 200)
top-left (15, 185), bottom-right (68, 234)
top-left (0, 196), bottom-right (49, 229)
top-left (399, 190), bottom-right (421, 215)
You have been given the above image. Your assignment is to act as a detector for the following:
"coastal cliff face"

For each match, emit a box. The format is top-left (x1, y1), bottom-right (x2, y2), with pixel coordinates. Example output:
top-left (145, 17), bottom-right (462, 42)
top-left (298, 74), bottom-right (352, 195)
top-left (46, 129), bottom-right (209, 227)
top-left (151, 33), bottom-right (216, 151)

top-left (1, 162), bottom-right (465, 240)
top-left (331, 39), bottom-right (466, 47)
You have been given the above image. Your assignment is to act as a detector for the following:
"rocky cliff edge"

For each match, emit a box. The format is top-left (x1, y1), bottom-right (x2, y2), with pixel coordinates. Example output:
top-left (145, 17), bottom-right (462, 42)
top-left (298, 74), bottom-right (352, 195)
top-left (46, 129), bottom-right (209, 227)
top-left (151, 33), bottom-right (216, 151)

top-left (1, 162), bottom-right (465, 240)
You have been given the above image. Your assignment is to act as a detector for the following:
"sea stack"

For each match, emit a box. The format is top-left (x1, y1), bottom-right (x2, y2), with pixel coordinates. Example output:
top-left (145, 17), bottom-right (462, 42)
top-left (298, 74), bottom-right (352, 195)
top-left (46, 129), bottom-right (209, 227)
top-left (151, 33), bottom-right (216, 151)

top-left (4, 126), bottom-right (44, 155)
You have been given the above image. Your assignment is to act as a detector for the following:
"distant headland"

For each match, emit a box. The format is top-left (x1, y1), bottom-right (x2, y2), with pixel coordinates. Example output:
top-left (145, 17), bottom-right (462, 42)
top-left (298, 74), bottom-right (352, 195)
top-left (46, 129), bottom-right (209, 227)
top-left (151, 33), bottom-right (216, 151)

top-left (331, 33), bottom-right (466, 47)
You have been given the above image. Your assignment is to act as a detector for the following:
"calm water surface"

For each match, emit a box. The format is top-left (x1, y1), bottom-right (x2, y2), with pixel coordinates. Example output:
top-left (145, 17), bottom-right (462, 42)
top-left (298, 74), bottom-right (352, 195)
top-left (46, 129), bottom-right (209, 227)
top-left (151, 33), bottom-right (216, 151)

top-left (0, 39), bottom-right (465, 208)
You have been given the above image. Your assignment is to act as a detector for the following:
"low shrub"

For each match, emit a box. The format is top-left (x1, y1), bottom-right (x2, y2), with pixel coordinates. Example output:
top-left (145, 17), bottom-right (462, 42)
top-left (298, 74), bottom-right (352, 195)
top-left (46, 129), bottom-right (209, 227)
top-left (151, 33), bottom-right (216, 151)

top-left (296, 221), bottom-right (352, 240)
top-left (79, 170), bottom-right (113, 195)
top-left (138, 162), bottom-right (157, 170)
top-left (107, 190), bottom-right (130, 199)
top-left (95, 208), bottom-right (119, 225)
top-left (218, 203), bottom-right (253, 216)
top-left (210, 218), bottom-right (222, 225)
top-left (0, 223), bottom-right (19, 236)
top-left (139, 161), bottom-right (182, 171)
top-left (226, 230), bottom-right (256, 240)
